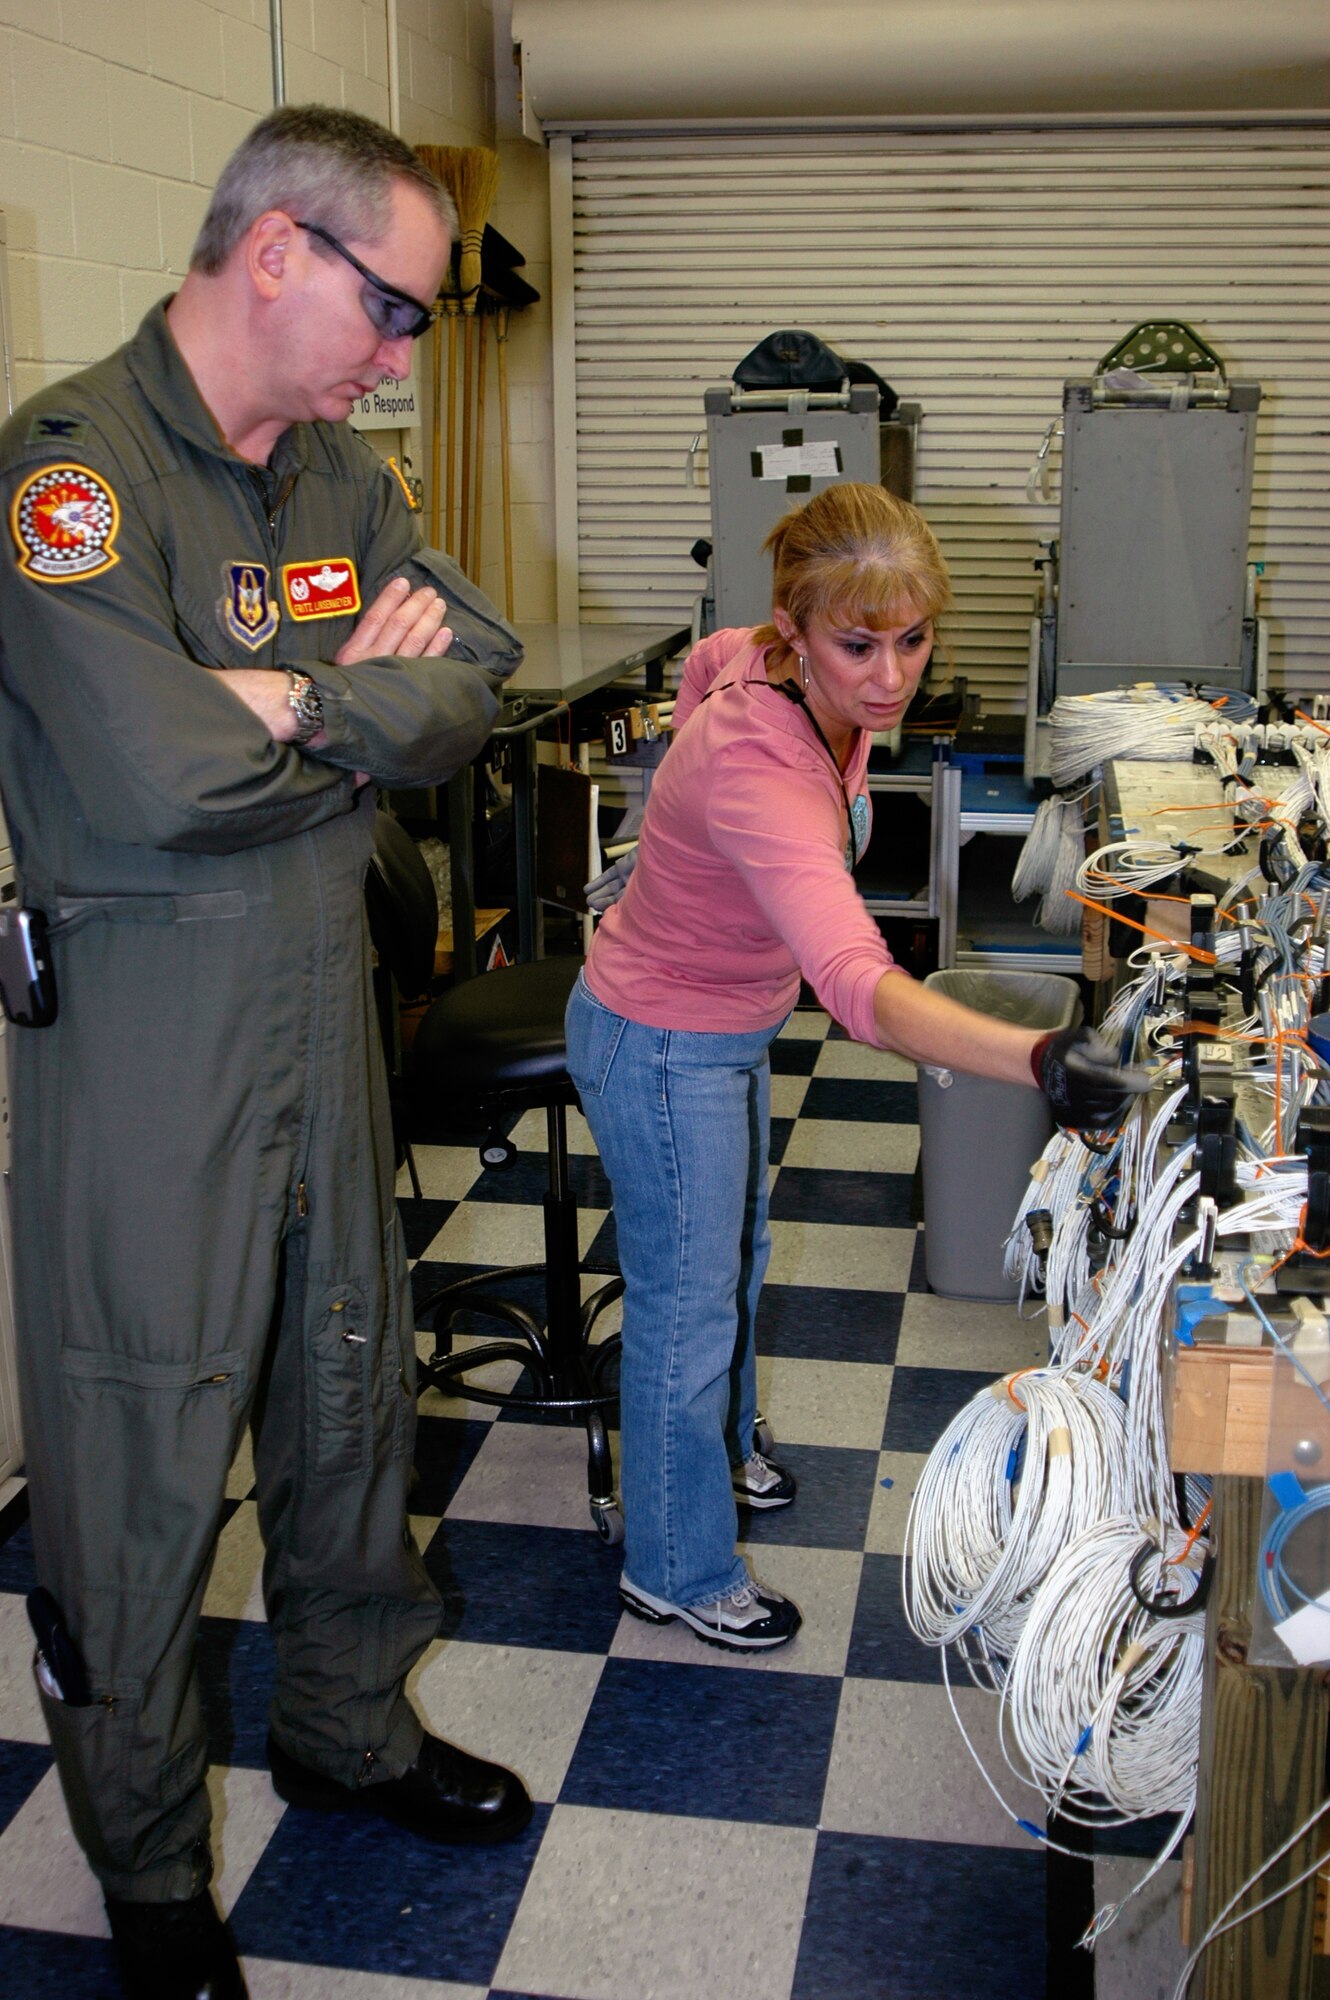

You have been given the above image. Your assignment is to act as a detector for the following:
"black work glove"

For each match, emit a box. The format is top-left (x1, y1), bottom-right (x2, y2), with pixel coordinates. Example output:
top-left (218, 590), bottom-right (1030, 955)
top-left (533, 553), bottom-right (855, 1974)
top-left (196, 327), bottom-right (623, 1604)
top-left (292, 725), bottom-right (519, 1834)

top-left (1032, 1025), bottom-right (1151, 1132)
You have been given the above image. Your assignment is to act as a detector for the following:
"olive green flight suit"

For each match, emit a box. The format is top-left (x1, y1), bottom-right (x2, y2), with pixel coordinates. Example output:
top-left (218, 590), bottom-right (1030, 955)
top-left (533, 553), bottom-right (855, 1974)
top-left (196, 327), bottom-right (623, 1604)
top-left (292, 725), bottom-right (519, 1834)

top-left (0, 304), bottom-right (520, 1901)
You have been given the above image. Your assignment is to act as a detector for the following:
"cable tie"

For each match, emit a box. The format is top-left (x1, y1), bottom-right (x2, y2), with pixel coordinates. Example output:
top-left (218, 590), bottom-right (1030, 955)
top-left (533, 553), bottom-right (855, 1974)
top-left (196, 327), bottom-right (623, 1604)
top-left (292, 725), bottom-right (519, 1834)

top-left (1114, 1639), bottom-right (1147, 1679)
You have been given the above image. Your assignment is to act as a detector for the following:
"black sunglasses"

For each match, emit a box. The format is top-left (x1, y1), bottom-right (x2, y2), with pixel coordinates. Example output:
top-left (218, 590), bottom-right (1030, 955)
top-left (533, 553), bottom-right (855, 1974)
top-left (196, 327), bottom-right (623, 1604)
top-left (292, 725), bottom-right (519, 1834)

top-left (295, 221), bottom-right (439, 341)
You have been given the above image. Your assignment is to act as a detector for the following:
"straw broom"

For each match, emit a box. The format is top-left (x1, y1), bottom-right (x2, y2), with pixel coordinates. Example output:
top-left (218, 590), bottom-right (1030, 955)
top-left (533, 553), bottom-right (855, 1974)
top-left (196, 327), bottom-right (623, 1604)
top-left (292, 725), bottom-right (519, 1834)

top-left (417, 147), bottom-right (499, 573)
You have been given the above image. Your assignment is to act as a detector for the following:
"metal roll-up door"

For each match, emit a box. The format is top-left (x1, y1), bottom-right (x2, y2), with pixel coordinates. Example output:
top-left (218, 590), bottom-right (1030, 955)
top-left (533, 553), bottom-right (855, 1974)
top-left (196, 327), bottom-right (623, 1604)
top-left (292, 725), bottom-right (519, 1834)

top-left (560, 125), bottom-right (1330, 709)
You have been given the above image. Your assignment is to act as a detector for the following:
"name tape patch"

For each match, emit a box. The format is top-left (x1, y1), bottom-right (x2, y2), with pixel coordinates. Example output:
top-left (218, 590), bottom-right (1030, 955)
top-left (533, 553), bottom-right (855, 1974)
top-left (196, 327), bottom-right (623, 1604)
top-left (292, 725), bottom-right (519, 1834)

top-left (220, 561), bottom-right (280, 651)
top-left (10, 463), bottom-right (120, 583)
top-left (282, 558), bottom-right (361, 622)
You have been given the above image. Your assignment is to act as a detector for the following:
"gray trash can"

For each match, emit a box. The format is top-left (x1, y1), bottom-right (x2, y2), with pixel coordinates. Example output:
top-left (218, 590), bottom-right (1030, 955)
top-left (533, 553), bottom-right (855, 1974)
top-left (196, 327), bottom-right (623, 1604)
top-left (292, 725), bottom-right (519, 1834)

top-left (916, 970), bottom-right (1082, 1301)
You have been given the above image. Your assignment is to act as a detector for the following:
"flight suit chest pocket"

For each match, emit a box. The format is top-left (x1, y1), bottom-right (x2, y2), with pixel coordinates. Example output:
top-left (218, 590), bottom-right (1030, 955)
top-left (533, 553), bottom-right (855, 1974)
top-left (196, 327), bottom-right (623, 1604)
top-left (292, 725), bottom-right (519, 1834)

top-left (309, 1279), bottom-right (378, 1478)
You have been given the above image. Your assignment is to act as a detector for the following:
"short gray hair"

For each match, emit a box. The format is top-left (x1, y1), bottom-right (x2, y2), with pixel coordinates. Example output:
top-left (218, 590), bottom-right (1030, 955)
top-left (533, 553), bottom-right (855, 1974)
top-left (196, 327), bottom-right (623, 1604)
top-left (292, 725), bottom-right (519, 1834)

top-left (191, 103), bottom-right (455, 274)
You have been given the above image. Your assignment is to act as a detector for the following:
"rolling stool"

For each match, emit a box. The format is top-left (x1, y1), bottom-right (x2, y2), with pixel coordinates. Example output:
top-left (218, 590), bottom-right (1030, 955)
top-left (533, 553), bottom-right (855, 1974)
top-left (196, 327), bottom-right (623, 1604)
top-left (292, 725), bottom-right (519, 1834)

top-left (409, 955), bottom-right (626, 1543)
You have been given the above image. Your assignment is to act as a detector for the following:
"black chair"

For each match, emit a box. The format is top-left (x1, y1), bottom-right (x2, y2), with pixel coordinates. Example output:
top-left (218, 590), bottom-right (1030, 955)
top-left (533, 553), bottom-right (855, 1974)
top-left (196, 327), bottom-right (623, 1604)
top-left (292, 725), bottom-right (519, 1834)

top-left (366, 812), bottom-right (625, 1543)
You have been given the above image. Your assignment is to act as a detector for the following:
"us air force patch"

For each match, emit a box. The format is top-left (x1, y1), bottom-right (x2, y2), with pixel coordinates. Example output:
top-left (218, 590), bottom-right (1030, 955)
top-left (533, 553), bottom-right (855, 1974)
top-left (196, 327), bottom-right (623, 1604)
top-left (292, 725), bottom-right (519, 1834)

top-left (220, 562), bottom-right (279, 651)
top-left (281, 557), bottom-right (361, 623)
top-left (10, 463), bottom-right (120, 583)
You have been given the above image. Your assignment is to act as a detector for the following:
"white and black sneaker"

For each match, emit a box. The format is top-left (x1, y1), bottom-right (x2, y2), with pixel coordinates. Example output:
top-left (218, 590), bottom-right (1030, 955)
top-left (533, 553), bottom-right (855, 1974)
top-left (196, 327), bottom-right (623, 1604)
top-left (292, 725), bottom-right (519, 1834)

top-left (731, 1450), bottom-right (797, 1510)
top-left (619, 1575), bottom-right (802, 1651)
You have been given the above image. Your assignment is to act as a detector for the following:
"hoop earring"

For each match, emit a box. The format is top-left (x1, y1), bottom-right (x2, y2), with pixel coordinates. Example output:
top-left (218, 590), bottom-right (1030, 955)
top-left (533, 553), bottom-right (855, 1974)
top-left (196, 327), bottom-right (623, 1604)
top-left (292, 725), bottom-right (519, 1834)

top-left (798, 653), bottom-right (810, 692)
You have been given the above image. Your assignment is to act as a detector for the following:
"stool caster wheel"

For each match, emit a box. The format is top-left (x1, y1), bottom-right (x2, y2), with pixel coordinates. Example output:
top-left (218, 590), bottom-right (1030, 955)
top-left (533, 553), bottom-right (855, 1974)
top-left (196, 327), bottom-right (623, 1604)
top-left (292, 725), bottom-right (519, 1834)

top-left (753, 1414), bottom-right (775, 1456)
top-left (590, 1500), bottom-right (624, 1546)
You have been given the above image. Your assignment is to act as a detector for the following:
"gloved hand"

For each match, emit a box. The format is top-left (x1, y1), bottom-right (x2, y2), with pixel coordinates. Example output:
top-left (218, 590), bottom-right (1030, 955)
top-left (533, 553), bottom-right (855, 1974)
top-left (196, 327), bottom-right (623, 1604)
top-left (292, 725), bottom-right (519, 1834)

top-left (584, 845), bottom-right (639, 913)
top-left (1032, 1025), bottom-right (1152, 1132)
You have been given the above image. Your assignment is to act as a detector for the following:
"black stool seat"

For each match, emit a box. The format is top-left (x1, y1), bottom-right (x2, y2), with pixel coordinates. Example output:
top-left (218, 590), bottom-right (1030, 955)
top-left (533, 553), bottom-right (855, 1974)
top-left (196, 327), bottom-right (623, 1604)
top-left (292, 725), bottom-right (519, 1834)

top-left (413, 956), bottom-right (580, 1100)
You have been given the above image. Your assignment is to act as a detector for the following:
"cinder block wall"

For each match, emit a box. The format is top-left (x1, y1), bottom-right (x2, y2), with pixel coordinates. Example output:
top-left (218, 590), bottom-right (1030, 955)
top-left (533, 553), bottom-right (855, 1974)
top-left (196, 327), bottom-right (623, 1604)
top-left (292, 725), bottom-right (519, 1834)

top-left (0, 0), bottom-right (556, 619)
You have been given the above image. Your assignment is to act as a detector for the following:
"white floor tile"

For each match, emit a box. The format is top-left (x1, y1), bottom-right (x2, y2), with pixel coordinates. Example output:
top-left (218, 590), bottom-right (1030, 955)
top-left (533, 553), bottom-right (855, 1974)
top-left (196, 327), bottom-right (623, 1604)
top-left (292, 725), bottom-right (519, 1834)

top-left (0, 1765), bottom-right (107, 1935)
top-left (754, 1355), bottom-right (892, 1451)
top-left (766, 1218), bottom-right (915, 1292)
top-left (864, 1450), bottom-right (929, 1557)
top-left (0, 1590), bottom-right (47, 1744)
top-left (211, 1763), bottom-right (286, 1918)
top-left (779, 1116), bottom-right (918, 1174)
top-left (244, 1962), bottom-right (486, 2000)
top-left (395, 1145), bottom-right (484, 1203)
top-left (814, 1041), bottom-right (916, 1081)
top-left (770, 1074), bottom-right (811, 1119)
top-left (494, 1803), bottom-right (816, 2000)
top-left (445, 1421), bottom-right (617, 1532)
top-left (821, 1676), bottom-right (1037, 1850)
top-left (203, 1500), bottom-right (266, 1623)
top-left (1092, 1856), bottom-right (1188, 2000)
top-left (896, 1290), bottom-right (1049, 1373)
top-left (408, 1637), bottom-right (606, 1803)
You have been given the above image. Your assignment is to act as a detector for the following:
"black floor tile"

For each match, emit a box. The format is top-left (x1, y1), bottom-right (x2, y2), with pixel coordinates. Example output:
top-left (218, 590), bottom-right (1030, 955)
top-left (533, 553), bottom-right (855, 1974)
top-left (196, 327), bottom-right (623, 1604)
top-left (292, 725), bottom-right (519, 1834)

top-left (420, 1518), bottom-right (624, 1652)
top-left (845, 1551), bottom-right (943, 1685)
top-left (793, 1830), bottom-right (1045, 1999)
top-left (800, 1076), bottom-right (918, 1123)
top-left (559, 1656), bottom-right (839, 1826)
top-left (882, 1366), bottom-right (994, 1453)
top-left (769, 1164), bottom-right (914, 1228)
top-left (756, 1281), bottom-right (902, 1364)
top-left (739, 1442), bottom-right (878, 1550)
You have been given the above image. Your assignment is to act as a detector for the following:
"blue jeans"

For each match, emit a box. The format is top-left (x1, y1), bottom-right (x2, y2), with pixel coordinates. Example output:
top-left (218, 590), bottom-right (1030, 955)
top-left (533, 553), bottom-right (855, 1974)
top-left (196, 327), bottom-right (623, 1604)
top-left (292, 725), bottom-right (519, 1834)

top-left (565, 973), bottom-right (781, 1608)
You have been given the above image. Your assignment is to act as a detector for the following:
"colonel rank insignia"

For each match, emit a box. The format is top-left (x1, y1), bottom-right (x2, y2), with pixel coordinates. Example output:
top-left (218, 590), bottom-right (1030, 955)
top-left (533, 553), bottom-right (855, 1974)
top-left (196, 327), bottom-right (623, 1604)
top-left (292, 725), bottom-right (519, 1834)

top-left (10, 463), bottom-right (121, 583)
top-left (221, 561), bottom-right (280, 651)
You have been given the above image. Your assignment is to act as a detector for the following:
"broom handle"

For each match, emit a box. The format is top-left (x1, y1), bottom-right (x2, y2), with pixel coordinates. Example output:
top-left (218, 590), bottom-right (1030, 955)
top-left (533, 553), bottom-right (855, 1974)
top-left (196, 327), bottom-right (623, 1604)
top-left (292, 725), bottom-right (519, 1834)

top-left (473, 304), bottom-right (488, 588)
top-left (496, 307), bottom-right (514, 621)
top-left (429, 313), bottom-right (442, 548)
top-left (459, 313), bottom-right (475, 575)
top-left (445, 304), bottom-right (459, 558)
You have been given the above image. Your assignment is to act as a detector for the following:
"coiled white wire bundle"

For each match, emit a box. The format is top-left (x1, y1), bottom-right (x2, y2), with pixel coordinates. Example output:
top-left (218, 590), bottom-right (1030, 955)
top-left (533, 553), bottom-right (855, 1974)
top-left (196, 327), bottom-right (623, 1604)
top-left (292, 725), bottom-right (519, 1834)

top-left (1011, 792), bottom-right (1088, 936)
top-left (1049, 688), bottom-right (1222, 789)
top-left (903, 1368), bottom-right (1131, 1667)
top-left (1000, 1516), bottom-right (1204, 1833)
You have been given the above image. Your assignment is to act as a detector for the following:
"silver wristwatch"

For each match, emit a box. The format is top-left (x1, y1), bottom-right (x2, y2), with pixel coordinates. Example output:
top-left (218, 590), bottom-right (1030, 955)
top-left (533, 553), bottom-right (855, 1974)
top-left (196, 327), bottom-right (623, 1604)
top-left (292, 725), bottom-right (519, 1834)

top-left (286, 671), bottom-right (324, 746)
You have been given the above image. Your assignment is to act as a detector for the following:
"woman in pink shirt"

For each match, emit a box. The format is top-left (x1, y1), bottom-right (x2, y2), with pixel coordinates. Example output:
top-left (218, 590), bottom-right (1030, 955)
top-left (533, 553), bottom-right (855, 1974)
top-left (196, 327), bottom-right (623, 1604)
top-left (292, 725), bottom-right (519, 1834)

top-left (565, 484), bottom-right (1143, 1651)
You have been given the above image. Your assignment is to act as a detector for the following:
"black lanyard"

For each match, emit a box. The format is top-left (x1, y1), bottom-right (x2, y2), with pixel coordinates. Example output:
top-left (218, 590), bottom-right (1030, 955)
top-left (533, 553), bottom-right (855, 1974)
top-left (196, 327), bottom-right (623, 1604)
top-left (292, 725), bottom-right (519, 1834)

top-left (698, 674), bottom-right (859, 869)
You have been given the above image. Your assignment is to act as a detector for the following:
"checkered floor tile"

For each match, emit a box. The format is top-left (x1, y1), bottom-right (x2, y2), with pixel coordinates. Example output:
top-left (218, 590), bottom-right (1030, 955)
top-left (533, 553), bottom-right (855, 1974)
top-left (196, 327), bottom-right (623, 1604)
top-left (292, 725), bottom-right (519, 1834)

top-left (0, 1012), bottom-right (1187, 1998)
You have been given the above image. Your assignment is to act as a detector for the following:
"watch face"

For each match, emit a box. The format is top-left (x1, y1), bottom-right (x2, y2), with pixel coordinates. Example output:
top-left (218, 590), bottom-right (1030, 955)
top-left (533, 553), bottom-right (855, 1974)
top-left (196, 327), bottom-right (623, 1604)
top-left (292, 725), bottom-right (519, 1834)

top-left (288, 673), bottom-right (324, 744)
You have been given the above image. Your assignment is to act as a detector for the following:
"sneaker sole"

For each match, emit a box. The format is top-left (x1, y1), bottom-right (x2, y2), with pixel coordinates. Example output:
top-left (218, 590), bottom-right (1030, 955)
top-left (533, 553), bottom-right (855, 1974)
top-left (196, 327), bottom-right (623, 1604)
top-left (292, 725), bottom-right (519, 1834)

top-left (619, 1584), bottom-right (800, 1651)
top-left (732, 1486), bottom-right (796, 1510)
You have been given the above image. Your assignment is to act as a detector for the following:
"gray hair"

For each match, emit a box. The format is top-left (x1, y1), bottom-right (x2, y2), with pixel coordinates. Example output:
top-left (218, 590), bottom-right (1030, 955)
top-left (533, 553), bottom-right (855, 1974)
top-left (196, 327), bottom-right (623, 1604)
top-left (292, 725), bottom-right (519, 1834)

top-left (191, 103), bottom-right (455, 274)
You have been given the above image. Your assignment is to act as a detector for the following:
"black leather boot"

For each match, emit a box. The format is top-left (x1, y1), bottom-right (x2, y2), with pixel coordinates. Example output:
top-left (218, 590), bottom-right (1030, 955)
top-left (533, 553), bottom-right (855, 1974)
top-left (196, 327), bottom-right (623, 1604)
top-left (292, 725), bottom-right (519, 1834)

top-left (104, 1889), bottom-right (247, 2000)
top-left (268, 1729), bottom-right (533, 1844)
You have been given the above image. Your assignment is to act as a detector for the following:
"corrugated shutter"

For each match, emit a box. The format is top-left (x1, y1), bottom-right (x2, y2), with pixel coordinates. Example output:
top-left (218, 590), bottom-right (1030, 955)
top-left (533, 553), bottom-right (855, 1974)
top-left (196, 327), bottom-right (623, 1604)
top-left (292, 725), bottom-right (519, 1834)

top-left (563, 125), bottom-right (1330, 707)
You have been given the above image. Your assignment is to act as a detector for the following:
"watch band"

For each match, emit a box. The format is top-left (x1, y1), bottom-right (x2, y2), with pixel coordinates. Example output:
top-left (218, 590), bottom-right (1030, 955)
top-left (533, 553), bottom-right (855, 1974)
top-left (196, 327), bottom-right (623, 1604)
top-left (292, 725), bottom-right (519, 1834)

top-left (286, 671), bottom-right (324, 746)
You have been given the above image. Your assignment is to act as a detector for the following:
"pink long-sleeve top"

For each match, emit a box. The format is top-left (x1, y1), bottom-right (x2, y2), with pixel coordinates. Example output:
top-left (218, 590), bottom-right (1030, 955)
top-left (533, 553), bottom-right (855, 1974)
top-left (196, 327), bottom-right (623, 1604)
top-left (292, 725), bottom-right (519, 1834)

top-left (583, 627), bottom-right (903, 1043)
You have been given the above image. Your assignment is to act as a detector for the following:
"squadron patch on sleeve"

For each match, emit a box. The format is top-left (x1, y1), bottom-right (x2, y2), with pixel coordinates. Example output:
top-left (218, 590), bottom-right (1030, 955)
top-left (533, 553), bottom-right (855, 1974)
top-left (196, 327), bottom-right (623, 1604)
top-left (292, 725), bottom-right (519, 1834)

top-left (281, 557), bottom-right (361, 622)
top-left (10, 463), bottom-right (120, 583)
top-left (220, 561), bottom-right (280, 651)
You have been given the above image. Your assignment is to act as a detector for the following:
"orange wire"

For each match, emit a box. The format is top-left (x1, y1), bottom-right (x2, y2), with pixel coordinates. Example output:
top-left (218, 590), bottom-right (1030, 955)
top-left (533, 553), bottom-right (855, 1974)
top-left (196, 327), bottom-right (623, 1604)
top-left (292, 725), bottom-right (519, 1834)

top-left (1005, 1367), bottom-right (1039, 1411)
top-left (1295, 710), bottom-right (1330, 739)
top-left (1066, 891), bottom-right (1216, 963)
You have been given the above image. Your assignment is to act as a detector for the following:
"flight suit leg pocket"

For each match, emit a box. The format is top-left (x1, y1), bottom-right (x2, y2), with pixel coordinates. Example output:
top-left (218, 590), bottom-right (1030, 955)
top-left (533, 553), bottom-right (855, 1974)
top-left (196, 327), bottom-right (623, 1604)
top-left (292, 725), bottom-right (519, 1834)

top-left (309, 1280), bottom-right (372, 1478)
top-left (384, 1213), bottom-right (416, 1462)
top-left (59, 1346), bottom-right (247, 1601)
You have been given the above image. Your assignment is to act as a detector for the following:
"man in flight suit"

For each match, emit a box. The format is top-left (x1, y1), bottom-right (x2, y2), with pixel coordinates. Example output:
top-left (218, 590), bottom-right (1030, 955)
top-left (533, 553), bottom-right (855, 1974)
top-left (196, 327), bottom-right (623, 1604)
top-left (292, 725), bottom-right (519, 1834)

top-left (0, 105), bottom-right (531, 2000)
